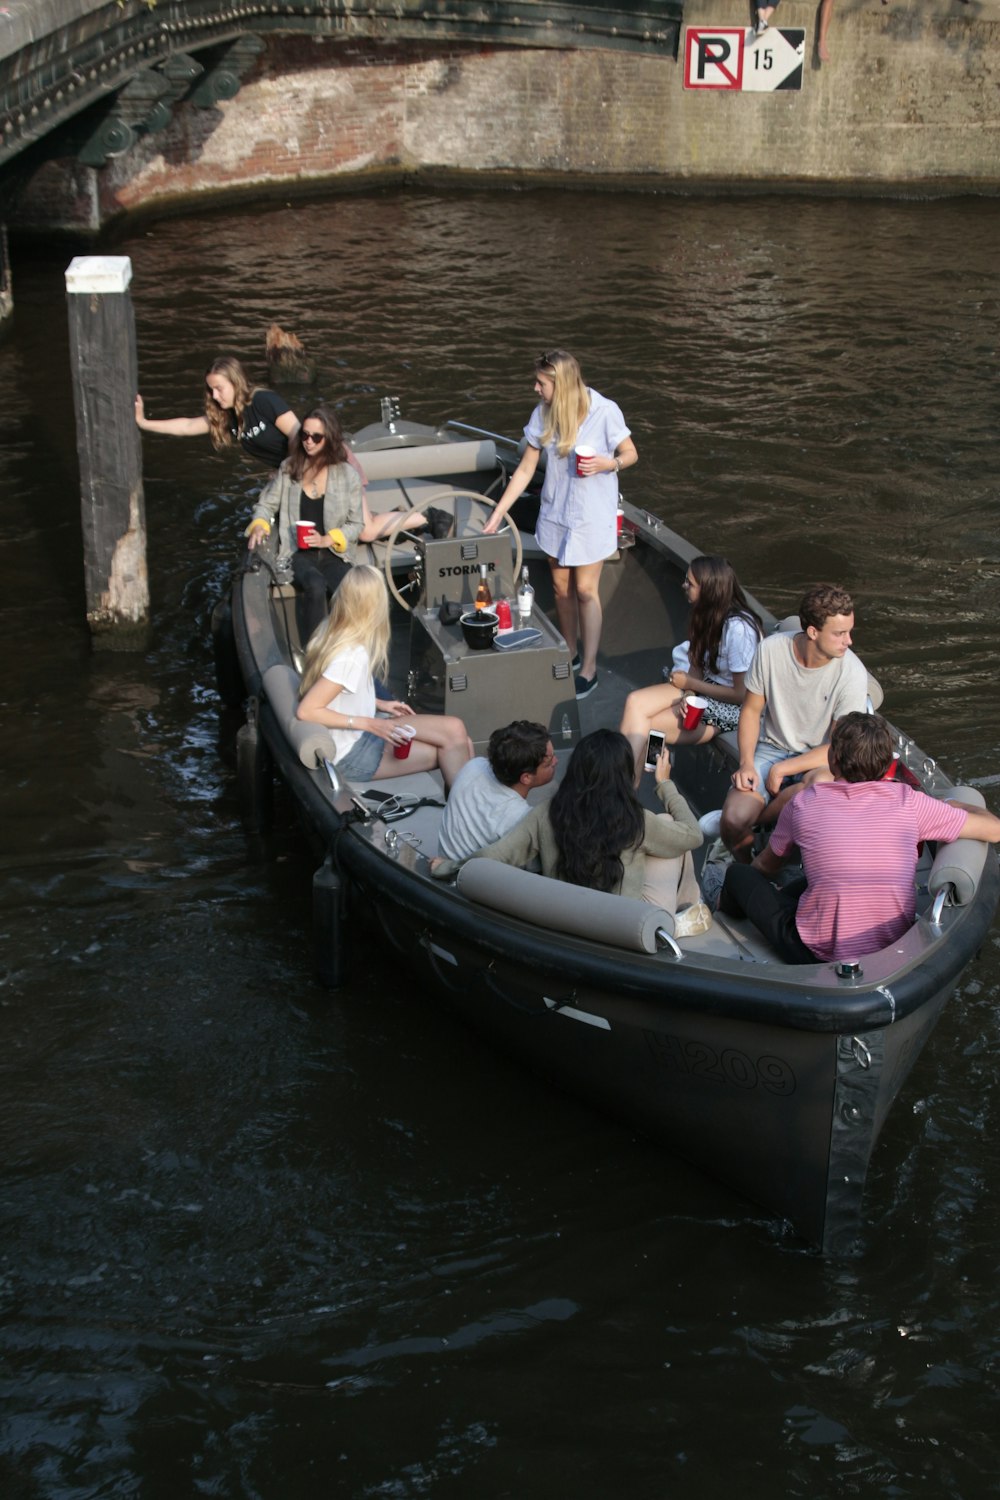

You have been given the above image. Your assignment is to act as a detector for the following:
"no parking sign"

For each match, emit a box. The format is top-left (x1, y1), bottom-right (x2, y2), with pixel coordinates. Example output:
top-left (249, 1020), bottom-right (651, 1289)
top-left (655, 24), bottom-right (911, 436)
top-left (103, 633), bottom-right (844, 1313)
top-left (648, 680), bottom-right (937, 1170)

top-left (684, 27), bottom-right (805, 91)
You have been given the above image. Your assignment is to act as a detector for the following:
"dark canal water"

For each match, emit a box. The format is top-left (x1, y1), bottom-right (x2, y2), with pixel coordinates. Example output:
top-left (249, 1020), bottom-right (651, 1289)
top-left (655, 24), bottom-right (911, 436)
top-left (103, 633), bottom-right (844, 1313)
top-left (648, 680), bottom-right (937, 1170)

top-left (2, 190), bottom-right (999, 1497)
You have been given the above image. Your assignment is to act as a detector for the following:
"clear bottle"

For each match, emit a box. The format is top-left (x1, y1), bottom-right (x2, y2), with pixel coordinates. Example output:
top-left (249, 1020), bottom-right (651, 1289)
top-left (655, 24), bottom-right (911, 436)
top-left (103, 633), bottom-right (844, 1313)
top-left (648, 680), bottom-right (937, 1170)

top-left (474, 563), bottom-right (493, 612)
top-left (516, 565), bottom-right (534, 623)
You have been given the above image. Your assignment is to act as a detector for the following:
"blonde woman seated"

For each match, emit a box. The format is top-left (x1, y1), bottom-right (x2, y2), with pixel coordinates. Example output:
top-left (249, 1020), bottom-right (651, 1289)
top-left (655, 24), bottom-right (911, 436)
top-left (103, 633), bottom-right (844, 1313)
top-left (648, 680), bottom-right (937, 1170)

top-left (620, 555), bottom-right (763, 780)
top-left (433, 728), bottom-right (707, 926)
top-left (296, 565), bottom-right (471, 790)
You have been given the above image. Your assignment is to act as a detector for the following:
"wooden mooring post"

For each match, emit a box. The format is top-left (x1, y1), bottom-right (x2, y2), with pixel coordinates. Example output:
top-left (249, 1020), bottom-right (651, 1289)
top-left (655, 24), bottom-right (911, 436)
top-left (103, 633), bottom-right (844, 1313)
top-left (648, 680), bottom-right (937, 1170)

top-left (65, 255), bottom-right (149, 649)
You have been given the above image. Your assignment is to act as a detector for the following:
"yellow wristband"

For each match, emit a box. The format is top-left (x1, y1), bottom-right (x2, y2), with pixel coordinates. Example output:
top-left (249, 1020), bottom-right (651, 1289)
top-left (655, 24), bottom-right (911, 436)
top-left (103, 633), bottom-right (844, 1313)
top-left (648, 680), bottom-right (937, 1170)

top-left (245, 518), bottom-right (271, 537)
top-left (328, 528), bottom-right (347, 554)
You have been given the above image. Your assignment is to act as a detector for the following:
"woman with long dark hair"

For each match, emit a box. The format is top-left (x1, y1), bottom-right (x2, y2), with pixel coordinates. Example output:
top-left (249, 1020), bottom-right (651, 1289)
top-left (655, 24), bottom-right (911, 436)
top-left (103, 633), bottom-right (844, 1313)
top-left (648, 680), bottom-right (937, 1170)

top-left (246, 405), bottom-right (363, 640)
top-left (433, 729), bottom-right (703, 918)
top-left (483, 350), bottom-right (637, 699)
top-left (620, 555), bottom-right (763, 779)
top-left (135, 355), bottom-right (298, 468)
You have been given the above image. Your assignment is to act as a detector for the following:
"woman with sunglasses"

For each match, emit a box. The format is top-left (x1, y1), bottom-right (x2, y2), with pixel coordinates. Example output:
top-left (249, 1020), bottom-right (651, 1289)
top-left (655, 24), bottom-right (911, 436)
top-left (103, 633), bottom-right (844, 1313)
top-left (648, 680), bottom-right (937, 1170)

top-left (297, 565), bottom-right (471, 790)
top-left (246, 405), bottom-right (364, 641)
top-left (483, 350), bottom-right (637, 699)
top-left (619, 555), bottom-right (763, 781)
top-left (135, 355), bottom-right (298, 469)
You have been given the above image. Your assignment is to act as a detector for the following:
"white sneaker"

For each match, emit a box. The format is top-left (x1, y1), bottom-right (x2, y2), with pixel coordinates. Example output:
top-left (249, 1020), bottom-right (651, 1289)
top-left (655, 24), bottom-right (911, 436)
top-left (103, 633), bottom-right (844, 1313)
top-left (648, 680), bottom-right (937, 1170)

top-left (675, 901), bottom-right (713, 938)
top-left (699, 809), bottom-right (723, 839)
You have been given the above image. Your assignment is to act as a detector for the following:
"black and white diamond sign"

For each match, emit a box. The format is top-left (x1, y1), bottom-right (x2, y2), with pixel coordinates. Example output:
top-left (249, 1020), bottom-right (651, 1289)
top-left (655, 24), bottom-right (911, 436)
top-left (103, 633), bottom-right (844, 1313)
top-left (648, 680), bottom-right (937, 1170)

top-left (743, 28), bottom-right (805, 91)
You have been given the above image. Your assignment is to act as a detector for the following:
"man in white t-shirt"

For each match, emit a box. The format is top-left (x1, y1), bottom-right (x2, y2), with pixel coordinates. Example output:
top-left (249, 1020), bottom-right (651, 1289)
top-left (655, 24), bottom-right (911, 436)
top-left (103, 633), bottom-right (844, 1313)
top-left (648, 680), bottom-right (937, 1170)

top-left (436, 720), bottom-right (557, 862)
top-left (720, 583), bottom-right (869, 862)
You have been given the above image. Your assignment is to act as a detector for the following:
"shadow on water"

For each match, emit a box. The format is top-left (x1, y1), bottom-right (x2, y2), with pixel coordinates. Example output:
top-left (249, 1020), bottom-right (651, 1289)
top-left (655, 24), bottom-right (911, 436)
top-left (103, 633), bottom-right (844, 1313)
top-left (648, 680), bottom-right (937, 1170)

top-left (1, 190), bottom-right (1000, 1497)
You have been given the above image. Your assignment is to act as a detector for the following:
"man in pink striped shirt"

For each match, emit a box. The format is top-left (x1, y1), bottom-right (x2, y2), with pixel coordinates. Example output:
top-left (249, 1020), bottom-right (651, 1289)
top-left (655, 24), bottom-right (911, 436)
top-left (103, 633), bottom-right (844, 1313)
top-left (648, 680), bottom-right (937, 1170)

top-left (718, 713), bottom-right (1000, 964)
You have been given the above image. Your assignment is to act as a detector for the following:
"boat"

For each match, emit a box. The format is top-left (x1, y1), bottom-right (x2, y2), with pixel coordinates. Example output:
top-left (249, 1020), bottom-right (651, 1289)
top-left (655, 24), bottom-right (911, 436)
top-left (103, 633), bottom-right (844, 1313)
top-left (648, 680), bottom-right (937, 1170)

top-left (216, 397), bottom-right (1000, 1254)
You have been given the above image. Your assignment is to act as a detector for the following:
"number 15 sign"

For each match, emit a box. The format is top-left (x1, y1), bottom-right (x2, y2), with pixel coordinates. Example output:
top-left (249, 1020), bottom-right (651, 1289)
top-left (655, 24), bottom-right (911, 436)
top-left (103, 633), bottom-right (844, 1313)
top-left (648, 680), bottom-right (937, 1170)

top-left (683, 27), bottom-right (805, 91)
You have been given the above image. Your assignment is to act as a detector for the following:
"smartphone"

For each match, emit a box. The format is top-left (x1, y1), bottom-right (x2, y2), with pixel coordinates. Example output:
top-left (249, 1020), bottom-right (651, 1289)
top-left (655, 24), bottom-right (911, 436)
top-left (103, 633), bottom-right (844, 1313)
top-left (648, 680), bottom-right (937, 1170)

top-left (644, 730), bottom-right (666, 771)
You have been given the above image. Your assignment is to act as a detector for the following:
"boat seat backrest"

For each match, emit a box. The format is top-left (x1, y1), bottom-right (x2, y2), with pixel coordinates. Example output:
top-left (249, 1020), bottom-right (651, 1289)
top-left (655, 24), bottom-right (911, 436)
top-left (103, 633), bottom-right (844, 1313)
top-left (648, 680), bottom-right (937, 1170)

top-left (358, 438), bottom-right (497, 483)
top-left (927, 785), bottom-right (988, 906)
top-left (456, 859), bottom-right (674, 953)
top-left (263, 662), bottom-right (334, 769)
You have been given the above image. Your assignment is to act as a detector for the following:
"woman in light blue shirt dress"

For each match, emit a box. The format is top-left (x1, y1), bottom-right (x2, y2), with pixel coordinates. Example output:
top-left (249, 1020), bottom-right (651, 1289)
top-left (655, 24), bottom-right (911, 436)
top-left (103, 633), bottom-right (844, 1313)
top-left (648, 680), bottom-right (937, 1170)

top-left (485, 350), bottom-right (638, 698)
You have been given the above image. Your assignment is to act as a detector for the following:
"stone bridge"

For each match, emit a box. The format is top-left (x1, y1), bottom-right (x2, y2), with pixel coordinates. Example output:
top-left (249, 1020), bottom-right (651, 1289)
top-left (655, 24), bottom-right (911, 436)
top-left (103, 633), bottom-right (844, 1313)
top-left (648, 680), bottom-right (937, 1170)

top-left (0, 0), bottom-right (997, 266)
top-left (0, 0), bottom-right (682, 174)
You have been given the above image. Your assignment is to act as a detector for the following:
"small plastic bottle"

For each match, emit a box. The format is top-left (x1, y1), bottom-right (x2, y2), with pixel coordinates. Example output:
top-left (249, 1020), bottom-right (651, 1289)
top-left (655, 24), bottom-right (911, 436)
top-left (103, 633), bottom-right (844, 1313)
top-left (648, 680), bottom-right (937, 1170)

top-left (516, 565), bottom-right (534, 623)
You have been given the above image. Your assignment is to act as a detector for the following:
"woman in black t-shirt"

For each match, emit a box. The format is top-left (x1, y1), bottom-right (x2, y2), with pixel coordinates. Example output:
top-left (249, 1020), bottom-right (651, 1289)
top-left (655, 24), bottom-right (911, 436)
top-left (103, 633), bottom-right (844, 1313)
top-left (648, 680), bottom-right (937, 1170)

top-left (135, 355), bottom-right (299, 469)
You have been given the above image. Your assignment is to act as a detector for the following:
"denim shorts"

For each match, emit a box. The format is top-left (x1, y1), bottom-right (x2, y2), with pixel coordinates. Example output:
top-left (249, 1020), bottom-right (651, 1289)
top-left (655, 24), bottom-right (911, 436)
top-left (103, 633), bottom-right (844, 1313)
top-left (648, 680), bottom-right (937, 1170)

top-left (336, 730), bottom-right (385, 781)
top-left (753, 740), bottom-right (803, 804)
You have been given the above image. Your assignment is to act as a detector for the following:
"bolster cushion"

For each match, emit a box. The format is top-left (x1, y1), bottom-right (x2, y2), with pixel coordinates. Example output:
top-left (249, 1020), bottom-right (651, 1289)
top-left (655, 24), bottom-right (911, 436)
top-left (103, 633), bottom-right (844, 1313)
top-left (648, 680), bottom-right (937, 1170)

top-left (927, 785), bottom-right (988, 907)
top-left (263, 662), bottom-right (336, 770)
top-left (457, 859), bottom-right (673, 953)
top-left (358, 438), bottom-right (496, 482)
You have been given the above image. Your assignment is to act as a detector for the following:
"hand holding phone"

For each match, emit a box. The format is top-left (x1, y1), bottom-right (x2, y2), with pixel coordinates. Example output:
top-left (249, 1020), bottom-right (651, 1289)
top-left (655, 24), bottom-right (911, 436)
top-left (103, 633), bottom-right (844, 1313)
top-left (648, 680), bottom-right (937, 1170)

top-left (644, 730), bottom-right (666, 772)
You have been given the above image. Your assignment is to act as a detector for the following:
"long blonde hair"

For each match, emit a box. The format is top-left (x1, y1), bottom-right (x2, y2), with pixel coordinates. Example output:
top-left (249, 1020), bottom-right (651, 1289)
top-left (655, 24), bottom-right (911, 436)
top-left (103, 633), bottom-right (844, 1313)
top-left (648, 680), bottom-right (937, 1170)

top-left (299, 565), bottom-right (391, 695)
top-left (535, 350), bottom-right (590, 458)
top-left (203, 356), bottom-right (256, 451)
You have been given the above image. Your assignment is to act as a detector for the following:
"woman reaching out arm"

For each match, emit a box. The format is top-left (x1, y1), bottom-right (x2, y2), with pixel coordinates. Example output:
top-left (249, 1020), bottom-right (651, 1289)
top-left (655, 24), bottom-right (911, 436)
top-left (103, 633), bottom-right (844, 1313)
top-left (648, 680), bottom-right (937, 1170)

top-left (135, 355), bottom-right (299, 470)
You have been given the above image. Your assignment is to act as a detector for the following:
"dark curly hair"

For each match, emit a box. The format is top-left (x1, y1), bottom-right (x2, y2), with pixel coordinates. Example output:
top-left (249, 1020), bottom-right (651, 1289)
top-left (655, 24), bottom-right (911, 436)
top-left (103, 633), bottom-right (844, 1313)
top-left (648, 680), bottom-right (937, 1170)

top-left (548, 729), bottom-right (645, 892)
top-left (829, 712), bottom-right (893, 783)
top-left (488, 720), bottom-right (550, 787)
top-left (799, 583), bottom-right (854, 632)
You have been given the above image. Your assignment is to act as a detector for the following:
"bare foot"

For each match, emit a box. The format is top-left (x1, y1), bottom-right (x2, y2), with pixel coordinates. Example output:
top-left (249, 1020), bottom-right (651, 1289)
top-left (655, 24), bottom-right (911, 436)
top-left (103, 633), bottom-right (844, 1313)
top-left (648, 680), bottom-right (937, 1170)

top-left (818, 39), bottom-right (830, 60)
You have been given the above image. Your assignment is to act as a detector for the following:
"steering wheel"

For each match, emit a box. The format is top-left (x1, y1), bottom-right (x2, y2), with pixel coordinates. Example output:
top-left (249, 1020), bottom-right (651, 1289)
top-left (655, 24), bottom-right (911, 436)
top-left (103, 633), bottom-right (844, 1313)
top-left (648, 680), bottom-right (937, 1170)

top-left (380, 489), bottom-right (523, 612)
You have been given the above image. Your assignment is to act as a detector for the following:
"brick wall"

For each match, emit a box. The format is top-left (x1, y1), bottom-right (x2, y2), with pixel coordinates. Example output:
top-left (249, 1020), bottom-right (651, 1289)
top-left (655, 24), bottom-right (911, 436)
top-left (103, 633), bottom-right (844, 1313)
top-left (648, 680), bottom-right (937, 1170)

top-left (12, 2), bottom-right (1000, 231)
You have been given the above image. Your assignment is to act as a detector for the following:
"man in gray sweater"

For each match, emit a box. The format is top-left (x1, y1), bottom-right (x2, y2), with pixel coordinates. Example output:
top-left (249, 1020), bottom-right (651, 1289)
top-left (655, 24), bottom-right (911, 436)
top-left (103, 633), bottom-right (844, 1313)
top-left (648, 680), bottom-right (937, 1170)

top-left (437, 720), bottom-right (557, 862)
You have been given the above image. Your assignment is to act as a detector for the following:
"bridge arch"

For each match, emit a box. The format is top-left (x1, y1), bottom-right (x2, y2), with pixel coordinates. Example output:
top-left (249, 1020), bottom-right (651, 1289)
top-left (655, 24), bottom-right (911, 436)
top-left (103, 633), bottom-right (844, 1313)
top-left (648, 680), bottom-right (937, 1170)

top-left (0, 0), bottom-right (681, 173)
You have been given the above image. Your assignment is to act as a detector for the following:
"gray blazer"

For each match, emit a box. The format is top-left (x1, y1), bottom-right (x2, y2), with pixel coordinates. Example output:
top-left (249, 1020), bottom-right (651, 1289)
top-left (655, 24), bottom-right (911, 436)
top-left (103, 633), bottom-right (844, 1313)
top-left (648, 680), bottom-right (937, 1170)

top-left (252, 461), bottom-right (363, 571)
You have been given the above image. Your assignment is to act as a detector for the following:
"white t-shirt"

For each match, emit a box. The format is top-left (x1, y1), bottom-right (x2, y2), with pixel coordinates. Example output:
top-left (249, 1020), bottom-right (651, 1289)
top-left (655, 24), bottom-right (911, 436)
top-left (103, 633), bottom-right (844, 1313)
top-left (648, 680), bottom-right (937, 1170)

top-left (745, 632), bottom-right (869, 756)
top-left (322, 644), bottom-right (376, 763)
top-left (704, 614), bottom-right (761, 687)
top-left (437, 757), bottom-right (532, 861)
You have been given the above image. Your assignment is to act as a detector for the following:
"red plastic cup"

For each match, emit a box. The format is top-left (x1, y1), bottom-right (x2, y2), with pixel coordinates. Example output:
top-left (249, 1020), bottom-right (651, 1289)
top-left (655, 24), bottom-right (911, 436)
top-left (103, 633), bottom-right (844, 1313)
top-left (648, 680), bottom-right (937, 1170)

top-left (882, 753), bottom-right (900, 780)
top-left (682, 695), bottom-right (709, 731)
top-left (496, 598), bottom-right (513, 631)
top-left (393, 724), bottom-right (417, 760)
top-left (296, 520), bottom-right (317, 549)
top-left (575, 444), bottom-right (596, 476)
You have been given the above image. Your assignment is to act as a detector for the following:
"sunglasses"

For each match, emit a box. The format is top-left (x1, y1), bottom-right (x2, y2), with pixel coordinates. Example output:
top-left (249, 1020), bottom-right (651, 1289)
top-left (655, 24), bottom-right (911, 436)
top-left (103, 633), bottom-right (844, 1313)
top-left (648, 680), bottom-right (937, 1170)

top-left (301, 430), bottom-right (326, 444)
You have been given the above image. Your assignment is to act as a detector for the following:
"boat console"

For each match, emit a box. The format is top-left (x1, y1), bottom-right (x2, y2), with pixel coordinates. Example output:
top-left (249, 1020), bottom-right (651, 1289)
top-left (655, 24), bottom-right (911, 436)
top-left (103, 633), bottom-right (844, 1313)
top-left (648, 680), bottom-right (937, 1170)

top-left (407, 532), bottom-right (580, 753)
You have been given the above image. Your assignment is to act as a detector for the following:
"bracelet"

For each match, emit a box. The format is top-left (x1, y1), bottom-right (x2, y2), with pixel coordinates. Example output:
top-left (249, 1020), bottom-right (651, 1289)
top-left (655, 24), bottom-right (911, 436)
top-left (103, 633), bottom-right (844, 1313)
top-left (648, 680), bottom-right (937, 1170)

top-left (347, 716), bottom-right (354, 730)
top-left (614, 457), bottom-right (622, 474)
